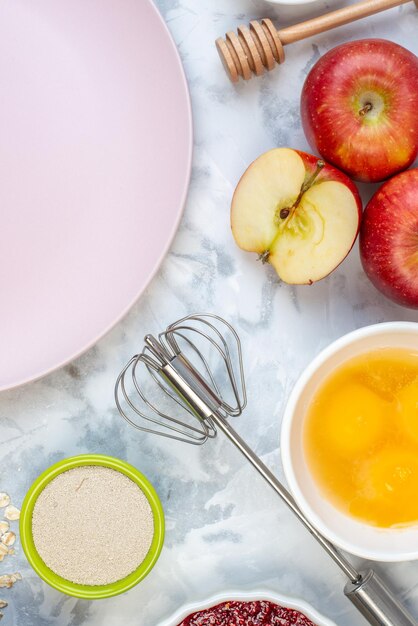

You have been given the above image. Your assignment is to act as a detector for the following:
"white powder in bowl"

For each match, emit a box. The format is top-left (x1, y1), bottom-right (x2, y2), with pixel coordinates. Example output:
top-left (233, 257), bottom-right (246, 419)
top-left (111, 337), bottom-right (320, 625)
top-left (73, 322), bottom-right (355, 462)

top-left (32, 466), bottom-right (154, 586)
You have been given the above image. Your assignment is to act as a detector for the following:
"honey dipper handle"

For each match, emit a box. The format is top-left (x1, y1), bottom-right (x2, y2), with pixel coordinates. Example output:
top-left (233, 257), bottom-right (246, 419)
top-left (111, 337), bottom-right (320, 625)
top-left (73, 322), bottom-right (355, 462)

top-left (278, 0), bottom-right (411, 45)
top-left (216, 0), bottom-right (416, 82)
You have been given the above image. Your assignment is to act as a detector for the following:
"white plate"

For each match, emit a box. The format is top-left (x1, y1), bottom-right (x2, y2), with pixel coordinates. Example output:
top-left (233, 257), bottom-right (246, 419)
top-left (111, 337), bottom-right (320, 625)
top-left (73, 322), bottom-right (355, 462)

top-left (0, 0), bottom-right (192, 390)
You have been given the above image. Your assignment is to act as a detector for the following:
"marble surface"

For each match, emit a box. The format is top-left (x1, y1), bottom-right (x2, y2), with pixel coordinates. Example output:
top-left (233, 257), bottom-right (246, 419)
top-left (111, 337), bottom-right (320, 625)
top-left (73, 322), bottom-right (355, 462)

top-left (1, 0), bottom-right (418, 624)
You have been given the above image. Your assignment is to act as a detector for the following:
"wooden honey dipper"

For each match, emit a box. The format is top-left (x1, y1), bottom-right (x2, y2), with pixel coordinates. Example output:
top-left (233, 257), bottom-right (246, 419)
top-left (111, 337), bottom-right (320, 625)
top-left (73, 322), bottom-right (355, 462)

top-left (216, 0), bottom-right (417, 82)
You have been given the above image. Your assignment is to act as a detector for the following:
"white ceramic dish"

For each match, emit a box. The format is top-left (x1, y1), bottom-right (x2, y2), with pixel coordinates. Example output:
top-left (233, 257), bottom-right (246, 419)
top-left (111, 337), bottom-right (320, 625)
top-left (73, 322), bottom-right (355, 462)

top-left (281, 321), bottom-right (418, 562)
top-left (265, 0), bottom-right (321, 5)
top-left (159, 589), bottom-right (337, 626)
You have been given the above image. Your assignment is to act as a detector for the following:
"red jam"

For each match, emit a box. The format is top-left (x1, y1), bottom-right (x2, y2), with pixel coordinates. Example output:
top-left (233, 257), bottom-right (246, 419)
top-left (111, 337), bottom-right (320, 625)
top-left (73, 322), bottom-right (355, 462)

top-left (177, 600), bottom-right (317, 625)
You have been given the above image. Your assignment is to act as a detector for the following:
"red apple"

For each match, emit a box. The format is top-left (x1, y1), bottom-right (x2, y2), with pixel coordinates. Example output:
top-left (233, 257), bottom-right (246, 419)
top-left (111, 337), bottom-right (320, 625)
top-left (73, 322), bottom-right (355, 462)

top-left (301, 39), bottom-right (418, 183)
top-left (360, 168), bottom-right (418, 308)
top-left (231, 148), bottom-right (362, 284)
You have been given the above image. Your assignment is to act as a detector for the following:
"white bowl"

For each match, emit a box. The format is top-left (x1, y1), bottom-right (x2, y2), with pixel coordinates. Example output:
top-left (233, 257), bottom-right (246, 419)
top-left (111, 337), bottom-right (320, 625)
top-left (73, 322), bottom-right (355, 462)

top-left (281, 321), bottom-right (418, 562)
top-left (265, 0), bottom-right (320, 5)
top-left (159, 589), bottom-right (336, 626)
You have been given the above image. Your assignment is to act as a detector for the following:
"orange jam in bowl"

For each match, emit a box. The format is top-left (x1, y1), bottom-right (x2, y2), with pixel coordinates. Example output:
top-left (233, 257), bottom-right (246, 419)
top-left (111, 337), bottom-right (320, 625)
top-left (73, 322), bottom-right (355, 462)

top-left (304, 348), bottom-right (418, 528)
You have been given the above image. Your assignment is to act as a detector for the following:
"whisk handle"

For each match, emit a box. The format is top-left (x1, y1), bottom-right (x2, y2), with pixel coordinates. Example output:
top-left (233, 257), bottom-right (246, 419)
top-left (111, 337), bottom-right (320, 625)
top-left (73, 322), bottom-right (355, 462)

top-left (345, 570), bottom-right (417, 626)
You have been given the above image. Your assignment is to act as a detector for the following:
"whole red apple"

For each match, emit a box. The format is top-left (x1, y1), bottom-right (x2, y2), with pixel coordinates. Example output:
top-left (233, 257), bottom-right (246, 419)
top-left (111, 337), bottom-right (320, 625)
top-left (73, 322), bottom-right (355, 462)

top-left (360, 168), bottom-right (418, 308)
top-left (301, 39), bottom-right (418, 183)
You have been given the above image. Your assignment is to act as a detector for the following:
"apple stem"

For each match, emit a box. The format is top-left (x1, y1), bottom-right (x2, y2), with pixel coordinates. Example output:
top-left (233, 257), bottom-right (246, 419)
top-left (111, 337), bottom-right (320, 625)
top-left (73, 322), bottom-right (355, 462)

top-left (258, 250), bottom-right (270, 264)
top-left (359, 102), bottom-right (373, 117)
top-left (277, 160), bottom-right (325, 224)
top-left (300, 160), bottom-right (325, 196)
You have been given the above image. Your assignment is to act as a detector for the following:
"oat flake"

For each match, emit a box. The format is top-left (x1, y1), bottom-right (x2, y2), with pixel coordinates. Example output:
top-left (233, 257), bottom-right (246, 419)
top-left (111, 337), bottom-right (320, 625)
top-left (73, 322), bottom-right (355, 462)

top-left (0, 574), bottom-right (21, 589)
top-left (4, 506), bottom-right (20, 521)
top-left (0, 495), bottom-right (10, 509)
top-left (32, 466), bottom-right (154, 586)
top-left (1, 532), bottom-right (15, 547)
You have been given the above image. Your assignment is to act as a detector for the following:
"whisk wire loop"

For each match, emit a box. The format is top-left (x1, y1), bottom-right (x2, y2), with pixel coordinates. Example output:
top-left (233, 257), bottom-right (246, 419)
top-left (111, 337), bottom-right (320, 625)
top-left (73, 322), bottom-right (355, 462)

top-left (115, 352), bottom-right (214, 444)
top-left (162, 313), bottom-right (247, 415)
top-left (115, 313), bottom-right (246, 445)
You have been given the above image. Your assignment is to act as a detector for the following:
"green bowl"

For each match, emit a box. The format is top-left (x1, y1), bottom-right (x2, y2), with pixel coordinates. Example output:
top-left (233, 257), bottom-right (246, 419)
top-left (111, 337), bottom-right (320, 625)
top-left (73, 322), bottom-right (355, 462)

top-left (20, 454), bottom-right (165, 599)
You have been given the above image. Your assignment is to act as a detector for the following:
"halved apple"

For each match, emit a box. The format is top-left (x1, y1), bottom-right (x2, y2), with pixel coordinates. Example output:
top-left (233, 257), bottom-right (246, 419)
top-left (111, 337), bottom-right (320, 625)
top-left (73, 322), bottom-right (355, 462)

top-left (231, 148), bottom-right (362, 284)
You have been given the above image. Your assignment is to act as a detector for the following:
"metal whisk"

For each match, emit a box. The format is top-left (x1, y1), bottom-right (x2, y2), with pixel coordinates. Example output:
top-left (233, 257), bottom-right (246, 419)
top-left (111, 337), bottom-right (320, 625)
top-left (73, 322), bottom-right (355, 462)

top-left (115, 313), bottom-right (416, 626)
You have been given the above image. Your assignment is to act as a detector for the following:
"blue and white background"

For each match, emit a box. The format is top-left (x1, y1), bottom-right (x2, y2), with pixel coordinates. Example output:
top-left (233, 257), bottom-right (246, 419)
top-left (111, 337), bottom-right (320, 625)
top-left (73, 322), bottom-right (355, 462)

top-left (1, 0), bottom-right (417, 624)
